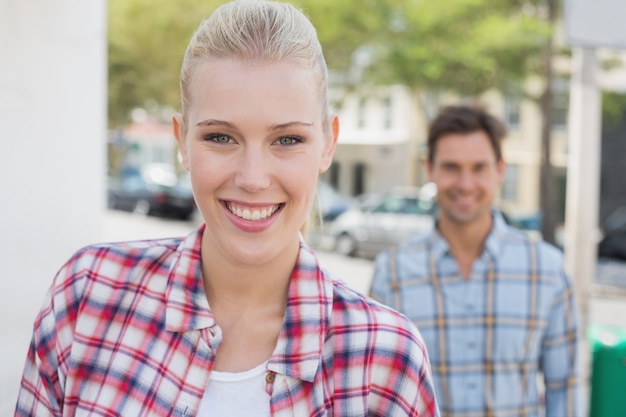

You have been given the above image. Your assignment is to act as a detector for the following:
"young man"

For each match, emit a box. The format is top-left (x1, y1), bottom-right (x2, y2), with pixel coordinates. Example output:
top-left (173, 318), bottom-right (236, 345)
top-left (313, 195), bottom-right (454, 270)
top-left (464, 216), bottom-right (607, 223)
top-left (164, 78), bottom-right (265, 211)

top-left (370, 105), bottom-right (580, 417)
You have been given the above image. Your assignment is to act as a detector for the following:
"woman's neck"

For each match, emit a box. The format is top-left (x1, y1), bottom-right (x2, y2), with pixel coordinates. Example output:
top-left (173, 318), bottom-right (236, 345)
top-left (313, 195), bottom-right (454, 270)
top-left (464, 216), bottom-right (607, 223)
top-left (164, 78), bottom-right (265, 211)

top-left (200, 234), bottom-right (299, 314)
top-left (199, 236), bottom-right (299, 372)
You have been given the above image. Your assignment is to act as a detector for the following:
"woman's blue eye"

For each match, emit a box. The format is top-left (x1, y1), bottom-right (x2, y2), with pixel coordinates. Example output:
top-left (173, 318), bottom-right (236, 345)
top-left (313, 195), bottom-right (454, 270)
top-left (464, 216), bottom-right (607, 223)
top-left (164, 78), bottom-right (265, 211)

top-left (277, 136), bottom-right (301, 145)
top-left (207, 134), bottom-right (231, 144)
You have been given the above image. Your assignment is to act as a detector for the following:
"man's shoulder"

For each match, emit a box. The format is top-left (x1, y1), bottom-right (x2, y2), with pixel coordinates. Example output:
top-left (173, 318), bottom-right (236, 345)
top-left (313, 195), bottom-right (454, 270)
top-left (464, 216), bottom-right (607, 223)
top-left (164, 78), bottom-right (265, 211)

top-left (376, 231), bottom-right (433, 260)
top-left (496, 227), bottom-right (571, 290)
top-left (500, 228), bottom-right (565, 264)
top-left (375, 231), bottom-right (433, 268)
top-left (495, 214), bottom-right (563, 257)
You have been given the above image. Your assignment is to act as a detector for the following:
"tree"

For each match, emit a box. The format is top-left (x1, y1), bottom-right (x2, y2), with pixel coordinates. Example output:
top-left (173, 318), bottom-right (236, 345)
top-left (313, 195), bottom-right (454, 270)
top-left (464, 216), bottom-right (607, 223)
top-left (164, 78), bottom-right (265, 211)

top-left (298, 0), bottom-right (550, 96)
top-left (537, 0), bottom-right (558, 244)
top-left (107, 0), bottom-right (566, 242)
top-left (108, 0), bottom-right (548, 121)
top-left (294, 0), bottom-right (396, 74)
top-left (299, 0), bottom-right (565, 243)
top-left (108, 0), bottom-right (223, 127)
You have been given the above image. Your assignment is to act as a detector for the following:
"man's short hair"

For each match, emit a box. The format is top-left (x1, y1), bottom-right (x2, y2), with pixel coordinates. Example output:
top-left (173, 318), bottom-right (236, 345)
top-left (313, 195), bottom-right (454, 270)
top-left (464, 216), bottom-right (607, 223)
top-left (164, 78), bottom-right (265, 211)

top-left (427, 105), bottom-right (507, 163)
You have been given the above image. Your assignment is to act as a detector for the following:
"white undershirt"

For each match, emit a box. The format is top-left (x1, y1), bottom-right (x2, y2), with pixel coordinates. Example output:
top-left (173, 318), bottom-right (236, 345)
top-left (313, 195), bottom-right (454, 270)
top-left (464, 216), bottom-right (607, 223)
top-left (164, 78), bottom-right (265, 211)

top-left (197, 361), bottom-right (271, 416)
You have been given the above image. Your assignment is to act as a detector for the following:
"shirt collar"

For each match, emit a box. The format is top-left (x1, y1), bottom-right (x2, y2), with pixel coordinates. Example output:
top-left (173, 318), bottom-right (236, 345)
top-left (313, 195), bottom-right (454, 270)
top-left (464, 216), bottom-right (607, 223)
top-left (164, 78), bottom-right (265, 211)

top-left (165, 223), bottom-right (215, 332)
top-left (429, 209), bottom-right (509, 260)
top-left (164, 224), bottom-right (332, 382)
top-left (484, 210), bottom-right (510, 258)
top-left (268, 239), bottom-right (333, 382)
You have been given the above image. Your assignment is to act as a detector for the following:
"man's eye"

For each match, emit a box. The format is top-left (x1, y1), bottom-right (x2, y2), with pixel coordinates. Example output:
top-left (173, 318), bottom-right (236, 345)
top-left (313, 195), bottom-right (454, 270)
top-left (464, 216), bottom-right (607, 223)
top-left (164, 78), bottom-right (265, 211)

top-left (276, 136), bottom-right (302, 146)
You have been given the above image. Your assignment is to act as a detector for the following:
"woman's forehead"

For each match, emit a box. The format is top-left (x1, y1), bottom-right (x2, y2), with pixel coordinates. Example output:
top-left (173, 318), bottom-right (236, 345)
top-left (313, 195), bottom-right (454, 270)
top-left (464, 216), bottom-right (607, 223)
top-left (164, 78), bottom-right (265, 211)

top-left (185, 59), bottom-right (324, 116)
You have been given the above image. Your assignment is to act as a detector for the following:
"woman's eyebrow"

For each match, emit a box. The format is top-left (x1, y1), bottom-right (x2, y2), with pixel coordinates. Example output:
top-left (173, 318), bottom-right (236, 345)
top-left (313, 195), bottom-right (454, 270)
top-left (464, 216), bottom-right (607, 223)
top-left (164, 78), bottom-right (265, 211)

top-left (196, 120), bottom-right (313, 130)
top-left (195, 119), bottom-right (234, 128)
top-left (269, 121), bottom-right (313, 130)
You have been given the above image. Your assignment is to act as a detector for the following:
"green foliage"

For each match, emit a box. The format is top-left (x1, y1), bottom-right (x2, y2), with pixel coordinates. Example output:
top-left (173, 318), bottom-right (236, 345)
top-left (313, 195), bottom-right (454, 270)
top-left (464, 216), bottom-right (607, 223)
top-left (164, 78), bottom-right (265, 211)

top-left (108, 0), bottom-right (554, 125)
top-left (108, 0), bottom-right (223, 126)
top-left (369, 0), bottom-right (551, 96)
top-left (293, 0), bottom-right (553, 100)
top-left (602, 91), bottom-right (626, 129)
top-left (294, 0), bottom-right (395, 72)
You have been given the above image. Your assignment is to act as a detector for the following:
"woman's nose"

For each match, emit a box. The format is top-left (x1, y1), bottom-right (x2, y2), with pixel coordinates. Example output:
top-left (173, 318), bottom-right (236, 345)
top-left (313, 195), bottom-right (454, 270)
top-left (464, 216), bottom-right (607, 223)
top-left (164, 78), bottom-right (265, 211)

top-left (234, 148), bottom-right (272, 192)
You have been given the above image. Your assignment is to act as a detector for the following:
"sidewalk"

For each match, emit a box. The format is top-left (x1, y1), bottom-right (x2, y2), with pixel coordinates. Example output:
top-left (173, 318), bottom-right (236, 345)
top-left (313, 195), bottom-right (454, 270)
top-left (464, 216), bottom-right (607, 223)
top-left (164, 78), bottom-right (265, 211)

top-left (588, 291), bottom-right (626, 329)
top-left (588, 259), bottom-right (626, 334)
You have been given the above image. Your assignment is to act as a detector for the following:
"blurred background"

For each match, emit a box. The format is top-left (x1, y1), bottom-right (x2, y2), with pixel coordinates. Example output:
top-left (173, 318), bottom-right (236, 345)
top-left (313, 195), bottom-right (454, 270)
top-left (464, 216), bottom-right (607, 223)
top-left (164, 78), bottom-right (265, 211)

top-left (2, 0), bottom-right (626, 414)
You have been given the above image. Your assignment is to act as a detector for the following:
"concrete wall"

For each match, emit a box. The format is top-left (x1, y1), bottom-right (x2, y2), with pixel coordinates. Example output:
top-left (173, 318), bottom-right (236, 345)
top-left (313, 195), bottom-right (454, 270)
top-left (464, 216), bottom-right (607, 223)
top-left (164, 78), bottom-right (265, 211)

top-left (0, 0), bottom-right (106, 411)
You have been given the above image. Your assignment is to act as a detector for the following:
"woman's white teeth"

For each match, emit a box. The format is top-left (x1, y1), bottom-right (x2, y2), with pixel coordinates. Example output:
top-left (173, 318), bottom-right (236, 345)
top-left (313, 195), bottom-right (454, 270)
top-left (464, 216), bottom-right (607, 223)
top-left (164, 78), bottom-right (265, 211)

top-left (230, 204), bottom-right (277, 221)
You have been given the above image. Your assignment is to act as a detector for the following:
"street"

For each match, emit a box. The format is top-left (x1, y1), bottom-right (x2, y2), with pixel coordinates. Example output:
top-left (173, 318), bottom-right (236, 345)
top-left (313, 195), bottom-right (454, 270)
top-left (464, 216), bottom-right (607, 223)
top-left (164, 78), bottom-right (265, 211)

top-left (2, 210), bottom-right (625, 414)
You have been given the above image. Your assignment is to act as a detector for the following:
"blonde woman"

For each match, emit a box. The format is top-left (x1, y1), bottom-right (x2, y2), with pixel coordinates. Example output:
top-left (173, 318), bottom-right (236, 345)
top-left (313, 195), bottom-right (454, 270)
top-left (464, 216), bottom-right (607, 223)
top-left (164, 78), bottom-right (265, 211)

top-left (15, 1), bottom-right (439, 416)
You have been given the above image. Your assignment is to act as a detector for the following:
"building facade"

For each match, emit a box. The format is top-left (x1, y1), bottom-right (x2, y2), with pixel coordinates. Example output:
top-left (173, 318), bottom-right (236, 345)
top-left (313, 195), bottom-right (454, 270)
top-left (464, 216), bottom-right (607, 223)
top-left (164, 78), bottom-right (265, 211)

top-left (327, 55), bottom-right (626, 226)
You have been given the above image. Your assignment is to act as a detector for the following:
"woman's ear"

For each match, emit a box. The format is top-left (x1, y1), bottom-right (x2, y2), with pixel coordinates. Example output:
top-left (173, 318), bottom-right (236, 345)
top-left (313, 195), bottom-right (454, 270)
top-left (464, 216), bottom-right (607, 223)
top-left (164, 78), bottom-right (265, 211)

top-left (320, 115), bottom-right (339, 173)
top-left (173, 113), bottom-right (189, 171)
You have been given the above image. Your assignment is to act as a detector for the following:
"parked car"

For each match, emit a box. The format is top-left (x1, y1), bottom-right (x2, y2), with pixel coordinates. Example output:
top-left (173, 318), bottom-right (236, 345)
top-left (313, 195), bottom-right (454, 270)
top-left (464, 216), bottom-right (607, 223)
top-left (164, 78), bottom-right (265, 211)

top-left (598, 206), bottom-right (626, 262)
top-left (316, 180), bottom-right (357, 222)
top-left (330, 185), bottom-right (436, 258)
top-left (107, 164), bottom-right (196, 220)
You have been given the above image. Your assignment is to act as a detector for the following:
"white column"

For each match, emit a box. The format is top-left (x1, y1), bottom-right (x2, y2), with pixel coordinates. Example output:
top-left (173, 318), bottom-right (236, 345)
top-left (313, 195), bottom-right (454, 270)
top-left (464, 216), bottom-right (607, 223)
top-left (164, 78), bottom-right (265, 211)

top-left (0, 0), bottom-right (106, 411)
top-left (564, 47), bottom-right (602, 413)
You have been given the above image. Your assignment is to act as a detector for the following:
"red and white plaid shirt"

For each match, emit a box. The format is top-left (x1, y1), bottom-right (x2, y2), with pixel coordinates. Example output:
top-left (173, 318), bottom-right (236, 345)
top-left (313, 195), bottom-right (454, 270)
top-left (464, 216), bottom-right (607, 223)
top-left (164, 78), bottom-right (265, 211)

top-left (15, 224), bottom-right (439, 416)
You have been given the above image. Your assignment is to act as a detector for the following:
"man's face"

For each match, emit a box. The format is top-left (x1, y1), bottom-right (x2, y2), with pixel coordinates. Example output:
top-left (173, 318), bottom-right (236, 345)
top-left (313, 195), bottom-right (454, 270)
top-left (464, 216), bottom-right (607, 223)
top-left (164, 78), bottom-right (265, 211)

top-left (427, 130), bottom-right (505, 227)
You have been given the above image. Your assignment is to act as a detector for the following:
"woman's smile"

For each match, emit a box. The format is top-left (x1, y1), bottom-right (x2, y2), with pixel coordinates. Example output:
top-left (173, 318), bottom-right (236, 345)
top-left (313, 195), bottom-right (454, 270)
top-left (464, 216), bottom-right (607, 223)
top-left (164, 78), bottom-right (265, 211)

top-left (224, 201), bottom-right (283, 221)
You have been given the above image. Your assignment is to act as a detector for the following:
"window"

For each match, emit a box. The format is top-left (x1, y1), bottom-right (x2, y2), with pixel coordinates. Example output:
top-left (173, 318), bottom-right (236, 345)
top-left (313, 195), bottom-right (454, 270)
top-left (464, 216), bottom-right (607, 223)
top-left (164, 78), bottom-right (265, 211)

top-left (552, 77), bottom-right (569, 130)
top-left (357, 97), bottom-right (367, 129)
top-left (327, 162), bottom-right (340, 189)
top-left (501, 164), bottom-right (519, 201)
top-left (382, 96), bottom-right (393, 129)
top-left (352, 162), bottom-right (366, 196)
top-left (504, 92), bottom-right (521, 130)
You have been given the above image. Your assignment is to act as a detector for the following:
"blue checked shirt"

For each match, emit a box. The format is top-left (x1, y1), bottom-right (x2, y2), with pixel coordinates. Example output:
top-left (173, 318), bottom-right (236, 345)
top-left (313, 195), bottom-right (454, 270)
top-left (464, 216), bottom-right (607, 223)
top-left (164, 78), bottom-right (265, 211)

top-left (370, 211), bottom-right (580, 417)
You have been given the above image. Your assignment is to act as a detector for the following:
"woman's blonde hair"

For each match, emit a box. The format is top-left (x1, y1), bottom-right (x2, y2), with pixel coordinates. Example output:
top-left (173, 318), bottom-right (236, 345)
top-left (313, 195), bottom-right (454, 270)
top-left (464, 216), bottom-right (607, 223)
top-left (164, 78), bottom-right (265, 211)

top-left (179, 0), bottom-right (330, 134)
top-left (179, 0), bottom-right (333, 236)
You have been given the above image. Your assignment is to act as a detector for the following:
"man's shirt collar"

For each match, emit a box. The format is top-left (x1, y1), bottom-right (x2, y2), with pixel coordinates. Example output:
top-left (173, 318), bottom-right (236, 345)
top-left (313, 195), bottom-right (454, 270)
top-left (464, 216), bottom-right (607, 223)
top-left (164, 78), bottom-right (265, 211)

top-left (429, 209), bottom-right (510, 261)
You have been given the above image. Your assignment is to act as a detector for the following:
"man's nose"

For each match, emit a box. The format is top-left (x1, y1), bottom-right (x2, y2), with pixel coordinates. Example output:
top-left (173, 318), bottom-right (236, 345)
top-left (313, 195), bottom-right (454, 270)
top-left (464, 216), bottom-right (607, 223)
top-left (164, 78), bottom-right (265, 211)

top-left (458, 170), bottom-right (476, 189)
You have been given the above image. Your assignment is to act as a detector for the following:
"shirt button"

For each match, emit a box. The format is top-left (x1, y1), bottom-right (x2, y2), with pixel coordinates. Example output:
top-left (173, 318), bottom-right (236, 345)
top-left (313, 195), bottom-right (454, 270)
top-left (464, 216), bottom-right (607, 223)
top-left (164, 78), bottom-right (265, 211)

top-left (468, 341), bottom-right (476, 348)
top-left (468, 382), bottom-right (477, 389)
top-left (265, 373), bottom-right (275, 384)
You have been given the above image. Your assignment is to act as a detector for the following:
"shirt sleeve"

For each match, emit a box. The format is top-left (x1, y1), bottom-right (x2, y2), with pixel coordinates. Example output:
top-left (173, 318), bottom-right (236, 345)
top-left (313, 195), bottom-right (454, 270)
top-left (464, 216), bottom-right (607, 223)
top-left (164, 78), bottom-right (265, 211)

top-left (368, 318), bottom-right (440, 416)
top-left (14, 255), bottom-right (85, 417)
top-left (541, 268), bottom-right (581, 417)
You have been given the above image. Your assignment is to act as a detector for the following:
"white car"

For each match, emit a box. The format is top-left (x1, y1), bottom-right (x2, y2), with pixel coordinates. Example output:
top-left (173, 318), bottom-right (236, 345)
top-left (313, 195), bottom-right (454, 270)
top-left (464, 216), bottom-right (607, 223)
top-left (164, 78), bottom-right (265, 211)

top-left (331, 185), bottom-right (436, 258)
